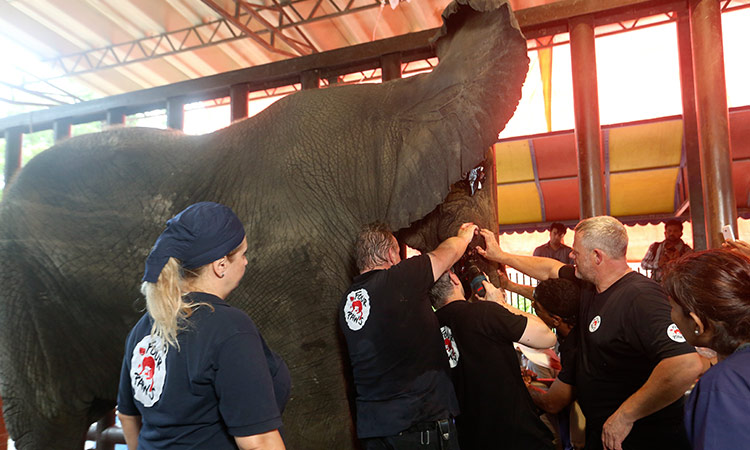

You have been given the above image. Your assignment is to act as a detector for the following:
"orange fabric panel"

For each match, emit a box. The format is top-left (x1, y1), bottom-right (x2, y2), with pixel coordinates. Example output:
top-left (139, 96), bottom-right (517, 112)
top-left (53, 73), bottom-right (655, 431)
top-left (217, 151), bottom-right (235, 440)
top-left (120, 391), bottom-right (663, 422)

top-left (532, 133), bottom-right (578, 179)
top-left (540, 178), bottom-right (580, 221)
top-left (494, 141), bottom-right (535, 183)
top-left (497, 183), bottom-right (543, 224)
top-left (730, 108), bottom-right (750, 160)
top-left (608, 120), bottom-right (683, 172)
top-left (610, 168), bottom-right (679, 216)
top-left (732, 160), bottom-right (750, 208)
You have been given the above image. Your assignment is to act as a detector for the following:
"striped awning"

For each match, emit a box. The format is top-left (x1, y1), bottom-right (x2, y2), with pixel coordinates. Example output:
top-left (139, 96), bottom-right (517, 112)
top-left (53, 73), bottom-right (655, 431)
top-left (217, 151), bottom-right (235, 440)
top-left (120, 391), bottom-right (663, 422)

top-left (494, 106), bottom-right (750, 232)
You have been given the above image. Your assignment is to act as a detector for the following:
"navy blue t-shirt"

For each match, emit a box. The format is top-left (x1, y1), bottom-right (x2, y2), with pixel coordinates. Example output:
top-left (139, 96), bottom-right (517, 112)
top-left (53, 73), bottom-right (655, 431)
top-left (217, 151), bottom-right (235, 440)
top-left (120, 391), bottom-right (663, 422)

top-left (685, 345), bottom-right (750, 449)
top-left (117, 292), bottom-right (290, 449)
top-left (339, 254), bottom-right (459, 438)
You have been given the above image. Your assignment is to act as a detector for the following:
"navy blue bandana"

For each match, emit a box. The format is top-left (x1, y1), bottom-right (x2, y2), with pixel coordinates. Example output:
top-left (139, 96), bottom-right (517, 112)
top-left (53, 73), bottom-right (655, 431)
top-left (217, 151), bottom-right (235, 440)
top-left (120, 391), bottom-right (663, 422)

top-left (142, 202), bottom-right (246, 283)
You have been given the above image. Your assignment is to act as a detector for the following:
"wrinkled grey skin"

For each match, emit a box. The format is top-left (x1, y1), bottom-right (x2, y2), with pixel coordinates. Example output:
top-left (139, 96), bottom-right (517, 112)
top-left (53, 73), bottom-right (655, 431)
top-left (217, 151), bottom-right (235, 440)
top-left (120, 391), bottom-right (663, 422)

top-left (0, 0), bottom-right (528, 448)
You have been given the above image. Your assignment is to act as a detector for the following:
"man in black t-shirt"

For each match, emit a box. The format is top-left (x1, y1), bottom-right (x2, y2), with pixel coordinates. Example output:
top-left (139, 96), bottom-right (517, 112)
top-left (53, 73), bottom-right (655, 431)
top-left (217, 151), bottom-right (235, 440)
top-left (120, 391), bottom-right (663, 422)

top-left (429, 270), bottom-right (557, 450)
top-left (339, 222), bottom-right (477, 450)
top-left (477, 216), bottom-right (703, 450)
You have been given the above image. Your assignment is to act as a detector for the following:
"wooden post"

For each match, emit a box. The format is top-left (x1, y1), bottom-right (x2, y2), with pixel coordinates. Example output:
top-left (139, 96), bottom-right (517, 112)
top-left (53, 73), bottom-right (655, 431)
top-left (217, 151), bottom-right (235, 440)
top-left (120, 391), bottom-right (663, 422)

top-left (569, 15), bottom-right (605, 219)
top-left (689, 0), bottom-right (736, 248)
top-left (106, 108), bottom-right (126, 126)
top-left (381, 52), bottom-right (402, 82)
top-left (166, 97), bottom-right (185, 131)
top-left (676, 11), bottom-right (707, 250)
top-left (3, 128), bottom-right (23, 191)
top-left (53, 119), bottom-right (71, 142)
top-left (301, 70), bottom-right (320, 90)
top-left (230, 84), bottom-right (249, 122)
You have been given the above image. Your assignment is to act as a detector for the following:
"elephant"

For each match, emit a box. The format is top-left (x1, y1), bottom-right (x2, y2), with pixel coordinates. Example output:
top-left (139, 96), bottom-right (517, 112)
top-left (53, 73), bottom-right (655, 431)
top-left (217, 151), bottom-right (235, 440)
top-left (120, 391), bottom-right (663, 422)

top-left (0, 0), bottom-right (529, 448)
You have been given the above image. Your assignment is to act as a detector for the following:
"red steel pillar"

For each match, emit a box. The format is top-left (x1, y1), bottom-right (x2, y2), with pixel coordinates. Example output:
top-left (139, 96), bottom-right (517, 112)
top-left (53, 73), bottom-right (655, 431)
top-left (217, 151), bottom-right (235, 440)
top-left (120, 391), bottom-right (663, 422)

top-left (689, 0), bottom-right (736, 248)
top-left (569, 15), bottom-right (606, 219)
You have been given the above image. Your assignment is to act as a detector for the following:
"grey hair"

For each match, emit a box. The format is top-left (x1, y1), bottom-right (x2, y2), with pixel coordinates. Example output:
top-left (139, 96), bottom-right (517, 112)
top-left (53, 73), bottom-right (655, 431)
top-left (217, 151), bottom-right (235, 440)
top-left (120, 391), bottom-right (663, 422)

top-left (355, 223), bottom-right (397, 272)
top-left (574, 216), bottom-right (628, 259)
top-left (429, 272), bottom-right (454, 310)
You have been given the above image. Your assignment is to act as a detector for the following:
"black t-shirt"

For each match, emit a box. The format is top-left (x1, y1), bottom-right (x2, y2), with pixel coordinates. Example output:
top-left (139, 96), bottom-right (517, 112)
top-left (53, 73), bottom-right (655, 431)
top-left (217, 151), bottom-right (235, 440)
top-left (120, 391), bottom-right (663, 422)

top-left (339, 254), bottom-right (459, 438)
top-left (117, 292), bottom-right (290, 449)
top-left (435, 300), bottom-right (554, 450)
top-left (556, 326), bottom-right (578, 386)
top-left (559, 267), bottom-right (694, 449)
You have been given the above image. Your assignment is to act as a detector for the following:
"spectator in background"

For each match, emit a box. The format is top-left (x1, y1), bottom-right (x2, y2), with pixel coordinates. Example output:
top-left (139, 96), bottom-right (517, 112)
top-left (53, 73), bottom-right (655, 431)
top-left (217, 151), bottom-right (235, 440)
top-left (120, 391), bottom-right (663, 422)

top-left (663, 250), bottom-right (750, 450)
top-left (534, 223), bottom-right (573, 264)
top-left (640, 219), bottom-right (692, 282)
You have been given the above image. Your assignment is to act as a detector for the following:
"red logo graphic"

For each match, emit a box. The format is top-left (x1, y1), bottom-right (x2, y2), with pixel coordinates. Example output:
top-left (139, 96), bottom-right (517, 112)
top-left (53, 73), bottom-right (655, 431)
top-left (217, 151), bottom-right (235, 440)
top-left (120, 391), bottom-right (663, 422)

top-left (138, 356), bottom-right (156, 392)
top-left (349, 297), bottom-right (364, 320)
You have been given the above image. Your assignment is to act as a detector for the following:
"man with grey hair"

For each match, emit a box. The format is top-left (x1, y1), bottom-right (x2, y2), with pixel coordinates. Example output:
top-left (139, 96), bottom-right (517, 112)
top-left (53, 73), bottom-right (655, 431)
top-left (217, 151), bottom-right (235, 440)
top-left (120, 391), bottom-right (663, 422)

top-left (430, 270), bottom-right (556, 449)
top-left (476, 216), bottom-right (702, 450)
top-left (340, 221), bottom-right (478, 449)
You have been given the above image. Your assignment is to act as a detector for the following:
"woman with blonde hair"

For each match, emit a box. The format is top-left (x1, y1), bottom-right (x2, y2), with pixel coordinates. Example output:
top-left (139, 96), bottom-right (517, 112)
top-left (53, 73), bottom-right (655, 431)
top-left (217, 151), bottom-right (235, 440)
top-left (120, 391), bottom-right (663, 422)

top-left (117, 202), bottom-right (289, 450)
top-left (663, 249), bottom-right (750, 450)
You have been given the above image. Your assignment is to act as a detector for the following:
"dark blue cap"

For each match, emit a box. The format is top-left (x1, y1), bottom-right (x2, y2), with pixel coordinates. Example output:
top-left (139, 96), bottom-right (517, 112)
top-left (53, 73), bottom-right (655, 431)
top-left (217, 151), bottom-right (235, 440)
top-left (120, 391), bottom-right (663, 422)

top-left (142, 202), bottom-right (246, 283)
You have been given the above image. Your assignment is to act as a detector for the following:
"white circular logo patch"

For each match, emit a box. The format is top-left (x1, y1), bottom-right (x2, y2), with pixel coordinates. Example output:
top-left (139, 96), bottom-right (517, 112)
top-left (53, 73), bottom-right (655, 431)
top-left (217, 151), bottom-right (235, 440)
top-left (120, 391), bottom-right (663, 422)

top-left (667, 323), bottom-right (686, 343)
top-left (344, 288), bottom-right (371, 331)
top-left (589, 315), bottom-right (602, 333)
top-left (130, 334), bottom-right (168, 407)
top-left (441, 326), bottom-right (460, 368)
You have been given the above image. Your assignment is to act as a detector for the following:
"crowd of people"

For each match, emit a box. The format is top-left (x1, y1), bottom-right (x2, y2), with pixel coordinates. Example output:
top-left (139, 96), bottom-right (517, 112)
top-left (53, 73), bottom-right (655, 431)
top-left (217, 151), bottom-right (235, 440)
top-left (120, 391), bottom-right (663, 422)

top-left (115, 201), bottom-right (750, 450)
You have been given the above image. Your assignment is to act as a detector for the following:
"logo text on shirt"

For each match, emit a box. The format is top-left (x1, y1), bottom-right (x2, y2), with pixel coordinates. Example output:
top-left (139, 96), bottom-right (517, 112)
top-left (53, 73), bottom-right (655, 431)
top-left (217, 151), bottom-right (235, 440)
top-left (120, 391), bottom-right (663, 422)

top-left (130, 334), bottom-right (168, 407)
top-left (667, 323), bottom-right (686, 343)
top-left (441, 325), bottom-right (460, 368)
top-left (589, 315), bottom-right (602, 333)
top-left (344, 288), bottom-right (371, 331)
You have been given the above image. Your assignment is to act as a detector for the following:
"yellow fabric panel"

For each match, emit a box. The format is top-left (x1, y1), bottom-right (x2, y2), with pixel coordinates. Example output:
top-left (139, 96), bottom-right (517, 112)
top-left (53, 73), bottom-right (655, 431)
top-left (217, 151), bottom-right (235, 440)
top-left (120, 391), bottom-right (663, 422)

top-left (609, 120), bottom-right (683, 172)
top-left (610, 168), bottom-right (679, 216)
top-left (497, 183), bottom-right (543, 224)
top-left (494, 141), bottom-right (535, 183)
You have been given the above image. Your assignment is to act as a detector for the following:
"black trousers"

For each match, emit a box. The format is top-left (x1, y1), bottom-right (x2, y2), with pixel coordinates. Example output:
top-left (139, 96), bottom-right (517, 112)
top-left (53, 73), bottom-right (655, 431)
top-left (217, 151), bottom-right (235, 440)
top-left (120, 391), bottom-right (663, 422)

top-left (361, 420), bottom-right (461, 450)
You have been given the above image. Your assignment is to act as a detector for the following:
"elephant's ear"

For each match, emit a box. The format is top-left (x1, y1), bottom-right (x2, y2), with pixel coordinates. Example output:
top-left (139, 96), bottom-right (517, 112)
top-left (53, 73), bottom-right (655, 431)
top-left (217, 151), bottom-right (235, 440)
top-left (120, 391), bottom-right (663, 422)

top-left (383, 0), bottom-right (529, 230)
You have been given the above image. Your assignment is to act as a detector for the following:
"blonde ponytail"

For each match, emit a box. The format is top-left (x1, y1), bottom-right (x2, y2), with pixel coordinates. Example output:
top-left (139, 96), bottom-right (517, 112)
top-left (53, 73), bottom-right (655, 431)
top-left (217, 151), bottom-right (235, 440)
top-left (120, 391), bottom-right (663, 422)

top-left (141, 257), bottom-right (206, 350)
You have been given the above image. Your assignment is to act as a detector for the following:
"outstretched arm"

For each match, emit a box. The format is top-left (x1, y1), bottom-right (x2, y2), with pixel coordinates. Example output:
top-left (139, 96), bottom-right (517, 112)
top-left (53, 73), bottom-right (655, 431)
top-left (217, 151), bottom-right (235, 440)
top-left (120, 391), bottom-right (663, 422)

top-left (601, 352), bottom-right (702, 450)
top-left (497, 271), bottom-right (534, 300)
top-left (483, 281), bottom-right (556, 349)
top-left (528, 378), bottom-right (574, 414)
top-left (428, 223), bottom-right (479, 282)
top-left (477, 229), bottom-right (564, 280)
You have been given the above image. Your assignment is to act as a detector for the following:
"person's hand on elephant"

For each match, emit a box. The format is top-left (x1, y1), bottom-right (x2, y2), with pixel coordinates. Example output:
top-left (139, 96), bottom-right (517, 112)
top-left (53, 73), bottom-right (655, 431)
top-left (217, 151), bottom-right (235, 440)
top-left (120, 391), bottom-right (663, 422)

top-left (456, 222), bottom-right (479, 243)
top-left (477, 229), bottom-right (506, 263)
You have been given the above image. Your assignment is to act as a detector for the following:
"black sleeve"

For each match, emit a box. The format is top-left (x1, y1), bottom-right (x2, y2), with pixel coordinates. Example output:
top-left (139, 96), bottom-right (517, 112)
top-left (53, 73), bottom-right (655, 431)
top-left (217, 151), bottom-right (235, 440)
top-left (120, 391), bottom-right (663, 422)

top-left (478, 302), bottom-right (527, 343)
top-left (558, 264), bottom-right (576, 281)
top-left (387, 254), bottom-right (435, 299)
top-left (556, 330), bottom-right (578, 385)
top-left (630, 285), bottom-right (697, 361)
